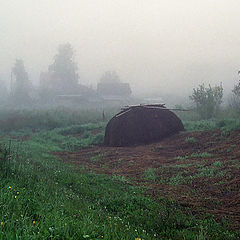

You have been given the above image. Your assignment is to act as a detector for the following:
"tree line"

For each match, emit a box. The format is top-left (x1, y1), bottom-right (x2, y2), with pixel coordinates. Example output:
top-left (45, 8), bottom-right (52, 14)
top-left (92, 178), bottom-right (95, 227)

top-left (0, 43), bottom-right (124, 105)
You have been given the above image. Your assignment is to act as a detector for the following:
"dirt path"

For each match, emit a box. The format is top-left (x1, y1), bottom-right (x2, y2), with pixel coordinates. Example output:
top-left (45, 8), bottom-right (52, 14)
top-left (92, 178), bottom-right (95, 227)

top-left (56, 129), bottom-right (240, 229)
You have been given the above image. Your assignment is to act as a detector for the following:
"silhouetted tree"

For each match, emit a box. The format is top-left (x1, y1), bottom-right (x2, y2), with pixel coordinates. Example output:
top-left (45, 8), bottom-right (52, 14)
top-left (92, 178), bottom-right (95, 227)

top-left (11, 59), bottom-right (31, 104)
top-left (48, 43), bottom-right (79, 92)
top-left (190, 83), bottom-right (223, 119)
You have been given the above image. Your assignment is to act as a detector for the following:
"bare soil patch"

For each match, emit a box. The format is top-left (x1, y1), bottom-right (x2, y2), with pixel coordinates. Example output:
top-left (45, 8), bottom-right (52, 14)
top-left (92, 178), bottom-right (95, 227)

top-left (56, 129), bottom-right (240, 229)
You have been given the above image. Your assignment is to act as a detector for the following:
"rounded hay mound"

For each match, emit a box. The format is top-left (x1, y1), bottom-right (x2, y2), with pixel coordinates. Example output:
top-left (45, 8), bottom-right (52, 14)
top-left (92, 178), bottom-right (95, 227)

top-left (104, 105), bottom-right (184, 147)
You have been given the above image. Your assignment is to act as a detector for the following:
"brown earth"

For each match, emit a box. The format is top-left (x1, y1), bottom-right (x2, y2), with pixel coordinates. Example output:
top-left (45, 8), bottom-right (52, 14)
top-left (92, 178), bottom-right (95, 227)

top-left (56, 129), bottom-right (240, 229)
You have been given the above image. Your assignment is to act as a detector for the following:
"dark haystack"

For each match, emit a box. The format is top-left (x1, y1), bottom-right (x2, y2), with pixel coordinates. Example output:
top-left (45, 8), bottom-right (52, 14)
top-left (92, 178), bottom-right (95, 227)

top-left (104, 104), bottom-right (184, 147)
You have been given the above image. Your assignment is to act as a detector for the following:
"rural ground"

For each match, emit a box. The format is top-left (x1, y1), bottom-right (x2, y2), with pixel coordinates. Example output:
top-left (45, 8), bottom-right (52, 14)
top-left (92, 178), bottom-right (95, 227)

top-left (57, 129), bottom-right (240, 230)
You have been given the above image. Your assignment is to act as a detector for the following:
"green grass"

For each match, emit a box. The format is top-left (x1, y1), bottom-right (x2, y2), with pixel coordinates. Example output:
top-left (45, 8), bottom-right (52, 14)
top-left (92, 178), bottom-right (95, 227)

top-left (183, 120), bottom-right (217, 131)
top-left (144, 168), bottom-right (157, 182)
top-left (190, 152), bottom-right (212, 159)
top-left (212, 161), bottom-right (223, 168)
top-left (157, 158), bottom-right (229, 188)
top-left (0, 107), bottom-right (117, 132)
top-left (0, 129), bottom-right (237, 239)
top-left (0, 109), bottom-right (240, 239)
top-left (226, 145), bottom-right (236, 153)
top-left (175, 152), bottom-right (212, 161)
top-left (168, 173), bottom-right (186, 186)
top-left (1, 139), bottom-right (237, 239)
top-left (112, 175), bottom-right (128, 183)
top-left (183, 118), bottom-right (240, 132)
top-left (185, 137), bottom-right (198, 144)
top-left (3, 123), bottom-right (105, 153)
top-left (90, 154), bottom-right (105, 162)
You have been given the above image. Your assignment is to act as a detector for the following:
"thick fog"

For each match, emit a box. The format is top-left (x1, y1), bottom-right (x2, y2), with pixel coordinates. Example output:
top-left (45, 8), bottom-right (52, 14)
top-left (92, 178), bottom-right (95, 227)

top-left (1, 0), bottom-right (240, 97)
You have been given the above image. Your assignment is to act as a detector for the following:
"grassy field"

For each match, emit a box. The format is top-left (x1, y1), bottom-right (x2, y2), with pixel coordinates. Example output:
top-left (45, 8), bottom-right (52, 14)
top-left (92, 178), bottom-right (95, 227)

top-left (0, 108), bottom-right (240, 239)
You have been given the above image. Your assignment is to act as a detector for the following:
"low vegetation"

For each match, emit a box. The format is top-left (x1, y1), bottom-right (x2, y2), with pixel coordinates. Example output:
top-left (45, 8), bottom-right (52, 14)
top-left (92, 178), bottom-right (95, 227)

top-left (0, 107), bottom-right (240, 239)
top-left (183, 118), bottom-right (240, 132)
top-left (0, 107), bottom-right (116, 131)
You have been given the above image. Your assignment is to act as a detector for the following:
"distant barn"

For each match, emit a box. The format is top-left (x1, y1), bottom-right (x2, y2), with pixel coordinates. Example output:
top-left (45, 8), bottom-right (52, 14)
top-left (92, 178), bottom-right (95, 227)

top-left (97, 82), bottom-right (131, 97)
top-left (97, 71), bottom-right (131, 98)
top-left (104, 104), bottom-right (184, 147)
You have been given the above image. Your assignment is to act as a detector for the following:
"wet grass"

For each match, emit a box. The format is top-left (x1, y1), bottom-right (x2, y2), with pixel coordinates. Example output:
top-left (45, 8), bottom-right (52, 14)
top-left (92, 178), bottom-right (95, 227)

top-left (0, 128), bottom-right (238, 239)
top-left (0, 110), bottom-right (240, 239)
top-left (183, 118), bottom-right (240, 132)
top-left (144, 168), bottom-right (157, 182)
top-left (1, 132), bottom-right (237, 239)
top-left (0, 107), bottom-right (117, 132)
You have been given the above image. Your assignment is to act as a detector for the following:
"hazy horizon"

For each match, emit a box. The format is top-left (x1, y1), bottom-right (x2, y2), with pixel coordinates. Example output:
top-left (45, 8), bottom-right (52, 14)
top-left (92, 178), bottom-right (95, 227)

top-left (1, 0), bottom-right (240, 97)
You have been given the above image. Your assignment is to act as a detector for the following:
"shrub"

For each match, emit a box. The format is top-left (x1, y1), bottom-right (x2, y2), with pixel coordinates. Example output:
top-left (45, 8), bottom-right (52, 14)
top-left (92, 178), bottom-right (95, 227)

top-left (229, 80), bottom-right (240, 116)
top-left (189, 83), bottom-right (223, 119)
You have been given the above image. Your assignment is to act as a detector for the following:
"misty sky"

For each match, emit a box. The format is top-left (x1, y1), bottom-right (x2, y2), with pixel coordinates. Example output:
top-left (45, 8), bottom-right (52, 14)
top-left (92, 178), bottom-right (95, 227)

top-left (1, 0), bottom-right (240, 96)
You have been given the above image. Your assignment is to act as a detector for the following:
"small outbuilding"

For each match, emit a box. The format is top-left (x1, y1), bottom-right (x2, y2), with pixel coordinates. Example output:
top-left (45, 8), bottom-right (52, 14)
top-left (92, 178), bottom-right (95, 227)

top-left (104, 104), bottom-right (184, 147)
